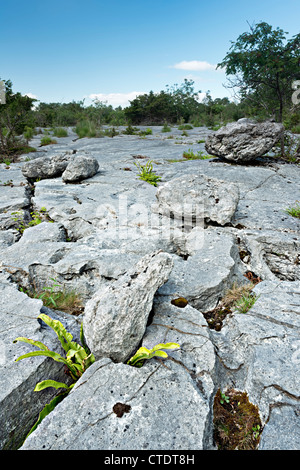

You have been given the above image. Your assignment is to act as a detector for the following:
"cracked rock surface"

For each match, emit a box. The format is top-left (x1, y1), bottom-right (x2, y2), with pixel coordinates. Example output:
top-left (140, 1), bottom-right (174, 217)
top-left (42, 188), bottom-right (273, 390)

top-left (0, 125), bottom-right (300, 450)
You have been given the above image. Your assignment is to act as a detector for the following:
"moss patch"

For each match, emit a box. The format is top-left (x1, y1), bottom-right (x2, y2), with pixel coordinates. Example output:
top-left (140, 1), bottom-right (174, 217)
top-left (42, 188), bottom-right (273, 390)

top-left (213, 388), bottom-right (262, 450)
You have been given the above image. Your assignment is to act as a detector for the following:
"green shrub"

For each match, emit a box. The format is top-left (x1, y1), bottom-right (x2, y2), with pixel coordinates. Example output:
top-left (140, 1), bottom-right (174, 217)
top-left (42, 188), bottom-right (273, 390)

top-left (122, 125), bottom-right (139, 135)
top-left (178, 124), bottom-right (193, 130)
top-left (23, 126), bottom-right (34, 144)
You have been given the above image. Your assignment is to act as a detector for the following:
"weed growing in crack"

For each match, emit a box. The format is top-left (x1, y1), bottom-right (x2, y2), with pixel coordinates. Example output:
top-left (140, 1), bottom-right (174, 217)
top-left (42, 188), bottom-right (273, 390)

top-left (203, 282), bottom-right (260, 330)
top-left (127, 343), bottom-right (180, 368)
top-left (20, 278), bottom-right (84, 316)
top-left (134, 160), bottom-right (162, 186)
top-left (11, 207), bottom-right (53, 234)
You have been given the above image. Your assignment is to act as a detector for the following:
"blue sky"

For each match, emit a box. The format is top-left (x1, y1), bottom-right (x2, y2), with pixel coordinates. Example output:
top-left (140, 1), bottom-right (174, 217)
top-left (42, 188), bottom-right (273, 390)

top-left (1, 0), bottom-right (300, 107)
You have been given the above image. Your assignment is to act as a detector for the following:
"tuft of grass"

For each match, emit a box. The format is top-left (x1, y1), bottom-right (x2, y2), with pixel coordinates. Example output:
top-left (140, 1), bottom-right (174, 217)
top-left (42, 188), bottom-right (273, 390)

top-left (285, 201), bottom-right (300, 219)
top-left (40, 136), bottom-right (57, 146)
top-left (203, 282), bottom-right (259, 330)
top-left (182, 148), bottom-right (213, 160)
top-left (20, 278), bottom-right (84, 316)
top-left (161, 122), bottom-right (171, 133)
top-left (53, 127), bottom-right (68, 137)
top-left (178, 124), bottom-right (193, 130)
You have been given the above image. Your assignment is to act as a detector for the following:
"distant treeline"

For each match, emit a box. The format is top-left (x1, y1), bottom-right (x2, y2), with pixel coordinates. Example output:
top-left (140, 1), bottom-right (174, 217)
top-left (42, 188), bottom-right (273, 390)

top-left (0, 77), bottom-right (299, 161)
top-left (29, 79), bottom-right (300, 132)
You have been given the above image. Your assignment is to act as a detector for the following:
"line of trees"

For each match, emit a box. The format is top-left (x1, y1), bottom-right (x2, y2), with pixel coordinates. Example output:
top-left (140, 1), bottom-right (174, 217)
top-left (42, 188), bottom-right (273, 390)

top-left (1, 22), bottom-right (299, 160)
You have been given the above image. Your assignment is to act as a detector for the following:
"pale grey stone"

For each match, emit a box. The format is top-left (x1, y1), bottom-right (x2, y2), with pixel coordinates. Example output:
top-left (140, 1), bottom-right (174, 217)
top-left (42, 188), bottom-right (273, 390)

top-left (153, 173), bottom-right (239, 226)
top-left (62, 155), bottom-right (99, 183)
top-left (21, 154), bottom-right (71, 180)
top-left (205, 120), bottom-right (284, 162)
top-left (83, 251), bottom-right (174, 362)
top-left (20, 358), bottom-right (213, 450)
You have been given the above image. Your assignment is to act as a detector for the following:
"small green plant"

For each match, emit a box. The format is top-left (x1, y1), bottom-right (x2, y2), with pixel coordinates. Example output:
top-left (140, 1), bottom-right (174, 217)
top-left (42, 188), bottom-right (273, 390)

top-left (220, 391), bottom-right (230, 405)
top-left (40, 136), bottom-right (57, 146)
top-left (53, 127), bottom-right (68, 137)
top-left (134, 160), bottom-right (162, 186)
top-left (20, 277), bottom-right (83, 315)
top-left (127, 342), bottom-right (180, 368)
top-left (161, 122), bottom-right (171, 133)
top-left (14, 314), bottom-right (95, 440)
top-left (285, 201), bottom-right (300, 219)
top-left (11, 207), bottom-right (52, 234)
top-left (139, 128), bottom-right (152, 136)
top-left (182, 148), bottom-right (212, 160)
top-left (178, 124), bottom-right (193, 130)
top-left (234, 292), bottom-right (259, 314)
top-left (23, 126), bottom-right (34, 144)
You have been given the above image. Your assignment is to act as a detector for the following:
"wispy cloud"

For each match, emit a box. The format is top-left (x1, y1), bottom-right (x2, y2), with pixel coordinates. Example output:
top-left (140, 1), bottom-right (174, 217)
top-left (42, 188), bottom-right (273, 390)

top-left (171, 60), bottom-right (217, 71)
top-left (88, 91), bottom-right (146, 108)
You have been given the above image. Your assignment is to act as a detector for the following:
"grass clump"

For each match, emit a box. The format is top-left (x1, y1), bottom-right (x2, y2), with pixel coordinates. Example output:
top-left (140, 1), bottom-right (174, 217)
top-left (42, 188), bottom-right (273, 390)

top-left (134, 160), bottom-right (161, 186)
top-left (182, 148), bottom-right (212, 160)
top-left (178, 124), bottom-right (193, 130)
top-left (161, 122), bottom-right (171, 133)
top-left (75, 120), bottom-right (101, 138)
top-left (53, 127), bottom-right (68, 137)
top-left (203, 281), bottom-right (260, 331)
top-left (138, 128), bottom-right (152, 136)
top-left (40, 136), bottom-right (57, 146)
top-left (20, 278), bottom-right (84, 316)
top-left (213, 388), bottom-right (262, 450)
top-left (285, 201), bottom-right (300, 219)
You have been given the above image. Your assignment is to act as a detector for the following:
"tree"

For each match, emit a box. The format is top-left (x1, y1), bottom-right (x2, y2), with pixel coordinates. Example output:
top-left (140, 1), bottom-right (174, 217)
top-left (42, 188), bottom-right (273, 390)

top-left (218, 22), bottom-right (300, 124)
top-left (0, 78), bottom-right (36, 158)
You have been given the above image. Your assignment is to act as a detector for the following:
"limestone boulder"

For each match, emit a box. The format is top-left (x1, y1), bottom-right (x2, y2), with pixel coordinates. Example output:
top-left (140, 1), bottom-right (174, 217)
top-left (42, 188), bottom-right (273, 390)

top-left (152, 173), bottom-right (239, 226)
top-left (21, 154), bottom-right (71, 180)
top-left (83, 251), bottom-right (174, 362)
top-left (205, 119), bottom-right (284, 162)
top-left (62, 155), bottom-right (99, 183)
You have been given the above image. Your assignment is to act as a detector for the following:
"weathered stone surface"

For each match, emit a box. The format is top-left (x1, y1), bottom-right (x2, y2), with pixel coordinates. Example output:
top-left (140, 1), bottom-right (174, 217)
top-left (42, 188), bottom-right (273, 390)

top-left (1, 126), bottom-right (300, 450)
top-left (22, 154), bottom-right (71, 179)
top-left (20, 357), bottom-right (214, 450)
top-left (157, 228), bottom-right (241, 311)
top-left (0, 272), bottom-right (81, 450)
top-left (153, 173), bottom-right (239, 226)
top-left (205, 119), bottom-right (284, 162)
top-left (83, 251), bottom-right (174, 362)
top-left (62, 155), bottom-right (99, 183)
top-left (210, 280), bottom-right (300, 449)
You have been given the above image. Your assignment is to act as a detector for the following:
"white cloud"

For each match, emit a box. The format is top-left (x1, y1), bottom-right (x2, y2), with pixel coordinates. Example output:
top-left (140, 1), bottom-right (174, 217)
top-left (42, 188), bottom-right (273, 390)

top-left (88, 91), bottom-right (146, 108)
top-left (24, 92), bottom-right (38, 100)
top-left (171, 60), bottom-right (217, 71)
